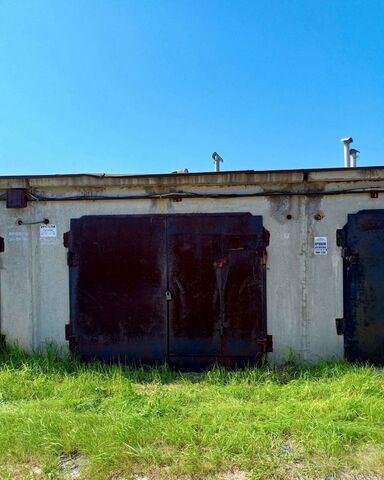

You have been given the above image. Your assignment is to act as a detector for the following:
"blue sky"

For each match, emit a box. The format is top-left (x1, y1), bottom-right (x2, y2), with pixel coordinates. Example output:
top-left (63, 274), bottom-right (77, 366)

top-left (0, 0), bottom-right (383, 175)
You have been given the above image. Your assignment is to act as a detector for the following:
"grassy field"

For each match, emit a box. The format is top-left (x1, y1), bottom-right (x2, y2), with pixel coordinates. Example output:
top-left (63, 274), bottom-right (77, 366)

top-left (0, 347), bottom-right (383, 480)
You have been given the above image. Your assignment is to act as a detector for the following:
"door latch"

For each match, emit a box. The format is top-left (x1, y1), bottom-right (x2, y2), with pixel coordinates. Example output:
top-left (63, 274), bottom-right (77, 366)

top-left (165, 290), bottom-right (172, 301)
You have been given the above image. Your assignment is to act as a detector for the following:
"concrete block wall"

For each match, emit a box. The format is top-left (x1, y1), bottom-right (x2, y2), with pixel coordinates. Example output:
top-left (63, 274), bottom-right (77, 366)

top-left (0, 167), bottom-right (383, 363)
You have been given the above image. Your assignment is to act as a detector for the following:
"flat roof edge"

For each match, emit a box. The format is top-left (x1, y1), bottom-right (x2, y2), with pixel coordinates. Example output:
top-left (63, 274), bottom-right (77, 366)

top-left (0, 166), bottom-right (383, 189)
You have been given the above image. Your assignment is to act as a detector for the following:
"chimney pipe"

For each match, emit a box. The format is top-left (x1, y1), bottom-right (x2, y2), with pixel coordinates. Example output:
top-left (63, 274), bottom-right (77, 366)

top-left (349, 148), bottom-right (359, 168)
top-left (341, 137), bottom-right (353, 168)
top-left (212, 152), bottom-right (223, 172)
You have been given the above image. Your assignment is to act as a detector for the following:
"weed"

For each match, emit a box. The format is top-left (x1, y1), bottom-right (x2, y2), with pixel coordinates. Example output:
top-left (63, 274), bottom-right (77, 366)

top-left (0, 346), bottom-right (383, 479)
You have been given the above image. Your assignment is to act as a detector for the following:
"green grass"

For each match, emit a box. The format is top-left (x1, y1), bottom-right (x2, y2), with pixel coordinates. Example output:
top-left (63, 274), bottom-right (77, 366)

top-left (0, 345), bottom-right (383, 480)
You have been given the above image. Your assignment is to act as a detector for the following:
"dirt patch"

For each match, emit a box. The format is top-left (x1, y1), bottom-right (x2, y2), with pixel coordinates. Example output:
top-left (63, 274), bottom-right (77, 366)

top-left (222, 467), bottom-right (247, 480)
top-left (59, 452), bottom-right (87, 479)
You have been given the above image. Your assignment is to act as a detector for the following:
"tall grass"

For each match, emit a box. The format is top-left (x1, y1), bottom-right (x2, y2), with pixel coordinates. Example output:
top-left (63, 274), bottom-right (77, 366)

top-left (0, 345), bottom-right (383, 479)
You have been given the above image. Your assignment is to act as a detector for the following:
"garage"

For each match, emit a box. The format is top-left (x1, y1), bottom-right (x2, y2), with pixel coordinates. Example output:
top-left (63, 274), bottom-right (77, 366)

top-left (338, 210), bottom-right (384, 364)
top-left (64, 213), bottom-right (271, 368)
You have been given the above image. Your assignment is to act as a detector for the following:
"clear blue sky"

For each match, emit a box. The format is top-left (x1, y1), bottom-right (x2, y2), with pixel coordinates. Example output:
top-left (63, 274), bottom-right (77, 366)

top-left (0, 0), bottom-right (383, 175)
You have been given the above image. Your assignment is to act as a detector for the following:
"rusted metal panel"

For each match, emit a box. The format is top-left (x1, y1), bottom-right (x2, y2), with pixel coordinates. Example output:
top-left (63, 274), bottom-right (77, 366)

top-left (67, 213), bottom-right (269, 368)
top-left (167, 217), bottom-right (222, 362)
top-left (341, 210), bottom-right (384, 364)
top-left (68, 215), bottom-right (167, 364)
top-left (167, 214), bottom-right (268, 369)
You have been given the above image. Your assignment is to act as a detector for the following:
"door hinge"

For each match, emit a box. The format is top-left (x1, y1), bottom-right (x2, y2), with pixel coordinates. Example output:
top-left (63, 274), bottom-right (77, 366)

top-left (65, 325), bottom-right (79, 349)
top-left (63, 231), bottom-right (71, 248)
top-left (261, 251), bottom-right (268, 267)
top-left (336, 229), bottom-right (345, 247)
top-left (67, 252), bottom-right (80, 267)
top-left (65, 324), bottom-right (72, 340)
top-left (0, 237), bottom-right (4, 253)
top-left (0, 334), bottom-right (6, 352)
top-left (257, 334), bottom-right (273, 352)
top-left (335, 318), bottom-right (345, 335)
top-left (263, 228), bottom-right (270, 248)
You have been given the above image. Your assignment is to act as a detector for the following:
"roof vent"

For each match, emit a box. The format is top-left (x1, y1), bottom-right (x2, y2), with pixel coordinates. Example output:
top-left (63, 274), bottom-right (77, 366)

top-left (212, 152), bottom-right (223, 172)
top-left (340, 137), bottom-right (353, 168)
top-left (340, 137), bottom-right (360, 168)
top-left (349, 148), bottom-right (359, 168)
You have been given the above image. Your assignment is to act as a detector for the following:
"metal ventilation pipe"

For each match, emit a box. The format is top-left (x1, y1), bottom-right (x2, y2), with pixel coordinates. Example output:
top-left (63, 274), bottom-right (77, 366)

top-left (212, 152), bottom-right (223, 172)
top-left (341, 137), bottom-right (353, 168)
top-left (349, 148), bottom-right (359, 168)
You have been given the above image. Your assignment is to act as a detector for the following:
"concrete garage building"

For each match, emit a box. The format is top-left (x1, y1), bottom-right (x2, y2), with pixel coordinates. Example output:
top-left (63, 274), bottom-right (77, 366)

top-left (1, 166), bottom-right (384, 367)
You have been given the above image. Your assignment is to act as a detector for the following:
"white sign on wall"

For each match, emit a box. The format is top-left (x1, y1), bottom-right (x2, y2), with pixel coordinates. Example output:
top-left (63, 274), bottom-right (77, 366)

top-left (314, 236), bottom-right (327, 256)
top-left (40, 224), bottom-right (57, 238)
top-left (8, 231), bottom-right (29, 242)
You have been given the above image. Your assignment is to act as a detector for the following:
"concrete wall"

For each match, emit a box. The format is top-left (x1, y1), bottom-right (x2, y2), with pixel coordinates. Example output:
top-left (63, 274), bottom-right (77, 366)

top-left (1, 167), bottom-right (384, 363)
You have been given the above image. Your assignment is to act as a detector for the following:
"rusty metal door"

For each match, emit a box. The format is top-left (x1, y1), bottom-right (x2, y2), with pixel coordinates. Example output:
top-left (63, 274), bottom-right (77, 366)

top-left (338, 210), bottom-right (384, 364)
top-left (65, 215), bottom-right (167, 364)
top-left (66, 213), bottom-right (270, 368)
top-left (167, 214), bottom-right (269, 369)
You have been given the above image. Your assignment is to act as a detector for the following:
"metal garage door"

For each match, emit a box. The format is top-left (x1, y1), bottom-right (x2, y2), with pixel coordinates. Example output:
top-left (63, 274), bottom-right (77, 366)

top-left (64, 215), bottom-right (167, 363)
top-left (64, 213), bottom-right (271, 368)
top-left (337, 210), bottom-right (384, 364)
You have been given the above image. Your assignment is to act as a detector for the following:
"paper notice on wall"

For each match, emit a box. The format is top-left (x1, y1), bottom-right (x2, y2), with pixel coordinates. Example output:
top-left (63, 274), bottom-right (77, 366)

top-left (8, 231), bottom-right (29, 242)
top-left (40, 224), bottom-right (57, 238)
top-left (314, 236), bottom-right (327, 255)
